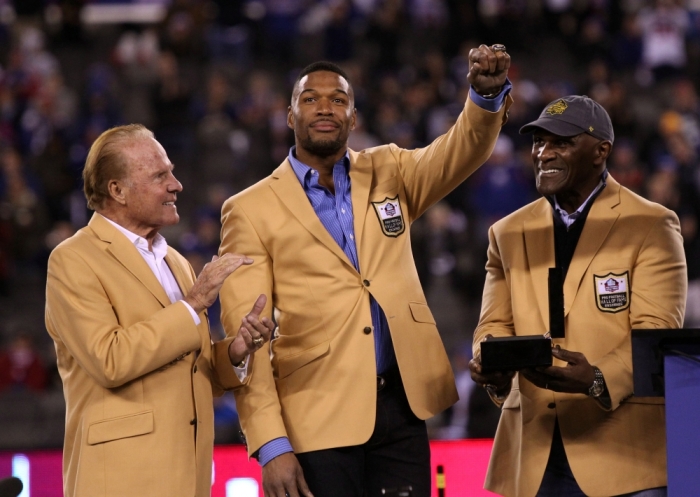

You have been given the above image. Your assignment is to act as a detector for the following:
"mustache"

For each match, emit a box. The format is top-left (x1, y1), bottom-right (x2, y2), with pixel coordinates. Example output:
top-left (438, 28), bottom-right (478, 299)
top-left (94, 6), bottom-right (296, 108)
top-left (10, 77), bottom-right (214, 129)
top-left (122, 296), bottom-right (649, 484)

top-left (311, 118), bottom-right (339, 126)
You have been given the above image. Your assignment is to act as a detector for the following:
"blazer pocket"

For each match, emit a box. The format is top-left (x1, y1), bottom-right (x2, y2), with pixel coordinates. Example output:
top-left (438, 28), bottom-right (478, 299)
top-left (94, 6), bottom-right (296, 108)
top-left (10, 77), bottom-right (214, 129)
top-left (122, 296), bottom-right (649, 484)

top-left (87, 410), bottom-right (154, 445)
top-left (275, 339), bottom-right (330, 380)
top-left (409, 301), bottom-right (436, 325)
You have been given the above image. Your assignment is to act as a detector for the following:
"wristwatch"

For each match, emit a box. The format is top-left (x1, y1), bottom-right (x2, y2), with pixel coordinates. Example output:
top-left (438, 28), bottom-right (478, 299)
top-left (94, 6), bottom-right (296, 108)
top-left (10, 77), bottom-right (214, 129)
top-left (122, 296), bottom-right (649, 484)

top-left (588, 366), bottom-right (605, 398)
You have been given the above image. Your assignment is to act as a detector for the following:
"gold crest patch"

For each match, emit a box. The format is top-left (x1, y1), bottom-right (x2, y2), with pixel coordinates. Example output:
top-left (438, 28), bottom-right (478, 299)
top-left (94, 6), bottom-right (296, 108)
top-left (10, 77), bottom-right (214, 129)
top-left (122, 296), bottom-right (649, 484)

top-left (546, 99), bottom-right (568, 115)
top-left (593, 271), bottom-right (630, 313)
top-left (372, 195), bottom-right (405, 237)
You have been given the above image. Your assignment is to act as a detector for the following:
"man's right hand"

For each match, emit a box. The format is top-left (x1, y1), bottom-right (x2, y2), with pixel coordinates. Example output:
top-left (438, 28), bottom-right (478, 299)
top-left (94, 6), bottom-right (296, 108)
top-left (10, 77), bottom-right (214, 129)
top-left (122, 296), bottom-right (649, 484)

top-left (262, 452), bottom-right (313, 497)
top-left (469, 335), bottom-right (514, 398)
top-left (185, 253), bottom-right (253, 314)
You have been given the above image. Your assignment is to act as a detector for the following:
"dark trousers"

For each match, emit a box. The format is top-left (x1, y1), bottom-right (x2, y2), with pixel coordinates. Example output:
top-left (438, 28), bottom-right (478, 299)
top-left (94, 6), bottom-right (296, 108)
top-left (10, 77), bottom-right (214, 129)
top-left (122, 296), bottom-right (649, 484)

top-left (296, 366), bottom-right (430, 497)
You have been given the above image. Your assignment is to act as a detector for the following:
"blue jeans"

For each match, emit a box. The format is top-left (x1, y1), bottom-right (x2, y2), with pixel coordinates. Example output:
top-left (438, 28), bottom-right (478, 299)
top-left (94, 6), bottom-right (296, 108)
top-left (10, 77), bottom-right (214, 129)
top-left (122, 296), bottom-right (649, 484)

top-left (537, 421), bottom-right (667, 497)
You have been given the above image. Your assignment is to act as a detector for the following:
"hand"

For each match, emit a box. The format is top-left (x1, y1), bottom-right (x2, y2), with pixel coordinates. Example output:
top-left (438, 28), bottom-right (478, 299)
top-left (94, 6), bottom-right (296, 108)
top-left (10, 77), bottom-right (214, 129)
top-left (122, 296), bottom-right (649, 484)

top-left (469, 335), bottom-right (514, 398)
top-left (467, 44), bottom-right (510, 97)
top-left (262, 452), bottom-right (313, 497)
top-left (520, 345), bottom-right (596, 394)
top-left (228, 294), bottom-right (275, 365)
top-left (185, 254), bottom-right (253, 314)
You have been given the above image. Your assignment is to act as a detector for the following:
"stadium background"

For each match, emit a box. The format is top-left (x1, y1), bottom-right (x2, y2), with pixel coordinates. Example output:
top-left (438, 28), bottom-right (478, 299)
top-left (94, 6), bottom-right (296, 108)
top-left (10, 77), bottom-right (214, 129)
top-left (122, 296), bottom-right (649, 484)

top-left (0, 0), bottom-right (698, 491)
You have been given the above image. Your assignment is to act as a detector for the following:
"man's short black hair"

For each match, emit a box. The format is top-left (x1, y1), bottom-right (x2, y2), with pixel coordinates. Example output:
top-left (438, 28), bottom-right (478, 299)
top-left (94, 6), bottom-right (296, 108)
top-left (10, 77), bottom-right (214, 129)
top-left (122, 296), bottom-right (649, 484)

top-left (295, 61), bottom-right (350, 84)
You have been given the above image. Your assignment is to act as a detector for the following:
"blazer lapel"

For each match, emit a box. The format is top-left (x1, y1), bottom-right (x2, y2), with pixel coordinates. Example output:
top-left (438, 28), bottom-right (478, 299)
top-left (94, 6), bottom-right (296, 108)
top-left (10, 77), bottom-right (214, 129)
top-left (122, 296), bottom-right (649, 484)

top-left (523, 199), bottom-right (556, 331)
top-left (269, 160), bottom-right (356, 270)
top-left (563, 178), bottom-right (621, 316)
top-left (88, 213), bottom-right (171, 308)
top-left (348, 149), bottom-right (372, 258)
top-left (165, 249), bottom-right (193, 295)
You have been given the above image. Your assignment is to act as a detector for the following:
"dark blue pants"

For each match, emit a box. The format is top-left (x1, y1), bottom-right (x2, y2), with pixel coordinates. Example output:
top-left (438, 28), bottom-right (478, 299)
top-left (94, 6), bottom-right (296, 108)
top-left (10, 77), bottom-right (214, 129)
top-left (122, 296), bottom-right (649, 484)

top-left (296, 367), bottom-right (430, 497)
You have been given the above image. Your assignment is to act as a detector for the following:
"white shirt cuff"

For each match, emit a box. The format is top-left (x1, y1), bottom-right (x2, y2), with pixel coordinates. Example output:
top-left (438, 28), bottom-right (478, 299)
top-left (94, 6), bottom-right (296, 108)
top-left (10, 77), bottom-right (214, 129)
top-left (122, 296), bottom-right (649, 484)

top-left (180, 300), bottom-right (201, 326)
top-left (234, 355), bottom-right (249, 382)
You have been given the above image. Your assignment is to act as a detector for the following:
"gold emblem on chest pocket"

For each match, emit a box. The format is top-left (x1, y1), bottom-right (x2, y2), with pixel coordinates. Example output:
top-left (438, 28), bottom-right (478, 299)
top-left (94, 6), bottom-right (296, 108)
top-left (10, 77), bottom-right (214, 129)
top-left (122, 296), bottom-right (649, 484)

top-left (371, 195), bottom-right (405, 237)
top-left (593, 271), bottom-right (630, 313)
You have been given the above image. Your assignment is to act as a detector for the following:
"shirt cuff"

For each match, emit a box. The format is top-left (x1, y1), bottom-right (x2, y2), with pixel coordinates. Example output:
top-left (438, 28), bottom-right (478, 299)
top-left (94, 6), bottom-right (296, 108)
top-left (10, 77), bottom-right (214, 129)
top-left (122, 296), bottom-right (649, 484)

top-left (469, 78), bottom-right (513, 112)
top-left (233, 355), bottom-right (249, 383)
top-left (258, 437), bottom-right (294, 466)
top-left (180, 300), bottom-right (201, 326)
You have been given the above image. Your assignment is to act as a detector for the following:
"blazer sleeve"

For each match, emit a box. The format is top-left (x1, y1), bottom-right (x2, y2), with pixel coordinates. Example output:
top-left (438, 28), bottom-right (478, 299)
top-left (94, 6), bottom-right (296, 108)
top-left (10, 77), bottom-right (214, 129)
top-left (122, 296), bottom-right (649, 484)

top-left (175, 257), bottom-right (247, 393)
top-left (393, 94), bottom-right (512, 222)
top-left (45, 245), bottom-right (202, 389)
top-left (473, 225), bottom-right (516, 347)
top-left (219, 199), bottom-right (288, 456)
top-left (598, 209), bottom-right (687, 409)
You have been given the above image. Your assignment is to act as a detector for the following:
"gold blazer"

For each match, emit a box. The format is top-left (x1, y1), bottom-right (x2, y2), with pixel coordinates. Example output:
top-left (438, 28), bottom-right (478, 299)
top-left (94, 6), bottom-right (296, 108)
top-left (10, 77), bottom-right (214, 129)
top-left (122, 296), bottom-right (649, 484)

top-left (45, 213), bottom-right (243, 497)
top-left (475, 176), bottom-right (687, 497)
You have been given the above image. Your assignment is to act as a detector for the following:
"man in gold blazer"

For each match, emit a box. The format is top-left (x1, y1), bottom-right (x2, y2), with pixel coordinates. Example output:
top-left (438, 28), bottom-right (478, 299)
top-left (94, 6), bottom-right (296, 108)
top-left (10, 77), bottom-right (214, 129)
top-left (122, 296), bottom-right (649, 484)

top-left (219, 48), bottom-right (512, 497)
top-left (470, 96), bottom-right (687, 497)
top-left (45, 124), bottom-right (274, 497)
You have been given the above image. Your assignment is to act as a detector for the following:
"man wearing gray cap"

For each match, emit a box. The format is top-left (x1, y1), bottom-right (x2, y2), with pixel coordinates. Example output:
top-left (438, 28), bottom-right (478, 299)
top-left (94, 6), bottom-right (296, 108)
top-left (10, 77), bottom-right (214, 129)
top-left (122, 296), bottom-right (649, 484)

top-left (469, 95), bottom-right (687, 497)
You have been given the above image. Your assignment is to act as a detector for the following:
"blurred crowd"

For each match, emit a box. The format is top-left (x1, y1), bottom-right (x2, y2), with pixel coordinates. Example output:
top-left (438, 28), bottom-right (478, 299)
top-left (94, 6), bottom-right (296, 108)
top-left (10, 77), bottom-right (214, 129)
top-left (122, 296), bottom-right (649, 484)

top-left (1, 0), bottom-right (700, 448)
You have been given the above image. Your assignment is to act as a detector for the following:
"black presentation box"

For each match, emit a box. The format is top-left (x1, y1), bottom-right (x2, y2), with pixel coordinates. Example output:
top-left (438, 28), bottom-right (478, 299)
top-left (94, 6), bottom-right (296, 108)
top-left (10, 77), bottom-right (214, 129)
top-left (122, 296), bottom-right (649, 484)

top-left (480, 335), bottom-right (552, 373)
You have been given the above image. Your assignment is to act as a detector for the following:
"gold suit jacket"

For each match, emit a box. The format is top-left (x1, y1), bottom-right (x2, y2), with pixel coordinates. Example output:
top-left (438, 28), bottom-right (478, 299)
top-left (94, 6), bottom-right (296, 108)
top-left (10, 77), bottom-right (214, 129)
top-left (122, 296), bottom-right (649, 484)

top-left (219, 96), bottom-right (512, 456)
top-left (45, 213), bottom-right (243, 497)
top-left (474, 176), bottom-right (687, 497)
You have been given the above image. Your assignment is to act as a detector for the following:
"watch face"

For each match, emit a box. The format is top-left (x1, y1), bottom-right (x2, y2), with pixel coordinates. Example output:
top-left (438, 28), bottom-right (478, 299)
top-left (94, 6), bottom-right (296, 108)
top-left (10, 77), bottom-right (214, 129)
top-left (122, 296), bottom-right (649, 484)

top-left (590, 381), bottom-right (604, 397)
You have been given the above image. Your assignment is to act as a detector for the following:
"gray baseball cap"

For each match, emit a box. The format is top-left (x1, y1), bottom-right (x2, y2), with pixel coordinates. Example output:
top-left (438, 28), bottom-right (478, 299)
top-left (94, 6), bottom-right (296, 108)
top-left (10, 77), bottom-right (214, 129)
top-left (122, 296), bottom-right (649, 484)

top-left (519, 95), bottom-right (614, 143)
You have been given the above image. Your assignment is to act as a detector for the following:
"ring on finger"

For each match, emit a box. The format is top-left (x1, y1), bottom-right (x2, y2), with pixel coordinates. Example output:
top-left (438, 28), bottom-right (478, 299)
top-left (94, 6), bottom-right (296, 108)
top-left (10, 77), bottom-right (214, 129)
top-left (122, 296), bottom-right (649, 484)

top-left (491, 43), bottom-right (506, 52)
top-left (252, 336), bottom-right (264, 347)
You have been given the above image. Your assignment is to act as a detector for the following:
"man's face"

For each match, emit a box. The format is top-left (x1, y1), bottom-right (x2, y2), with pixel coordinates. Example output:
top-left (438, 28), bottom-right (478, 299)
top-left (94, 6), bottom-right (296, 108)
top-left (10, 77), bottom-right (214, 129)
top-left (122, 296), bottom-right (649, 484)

top-left (531, 130), bottom-right (607, 204)
top-left (288, 70), bottom-right (356, 157)
top-left (120, 137), bottom-right (182, 235)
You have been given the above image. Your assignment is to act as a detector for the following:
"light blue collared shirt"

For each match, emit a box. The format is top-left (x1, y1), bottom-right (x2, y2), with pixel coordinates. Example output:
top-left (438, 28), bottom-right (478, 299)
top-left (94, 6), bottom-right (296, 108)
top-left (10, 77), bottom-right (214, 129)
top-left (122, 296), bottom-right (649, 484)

top-left (552, 170), bottom-right (608, 228)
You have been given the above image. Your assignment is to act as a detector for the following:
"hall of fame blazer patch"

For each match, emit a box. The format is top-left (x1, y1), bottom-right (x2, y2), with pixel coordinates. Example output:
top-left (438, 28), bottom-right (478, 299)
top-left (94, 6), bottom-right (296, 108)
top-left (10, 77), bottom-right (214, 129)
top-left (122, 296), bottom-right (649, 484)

top-left (593, 271), bottom-right (630, 313)
top-left (372, 195), bottom-right (405, 237)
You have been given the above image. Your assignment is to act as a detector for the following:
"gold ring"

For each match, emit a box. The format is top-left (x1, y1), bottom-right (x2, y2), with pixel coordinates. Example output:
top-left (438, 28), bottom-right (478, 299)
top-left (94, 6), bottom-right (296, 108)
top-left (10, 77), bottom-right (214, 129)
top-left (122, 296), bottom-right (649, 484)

top-left (492, 44), bottom-right (506, 52)
top-left (252, 336), bottom-right (264, 347)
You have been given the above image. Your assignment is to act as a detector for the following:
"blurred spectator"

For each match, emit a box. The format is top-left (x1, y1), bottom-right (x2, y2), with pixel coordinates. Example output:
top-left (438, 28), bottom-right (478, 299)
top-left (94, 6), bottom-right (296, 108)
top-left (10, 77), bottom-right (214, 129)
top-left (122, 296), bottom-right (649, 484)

top-left (0, 334), bottom-right (47, 392)
top-left (462, 135), bottom-right (537, 244)
top-left (608, 139), bottom-right (647, 195)
top-left (637, 0), bottom-right (690, 83)
top-left (0, 145), bottom-right (48, 270)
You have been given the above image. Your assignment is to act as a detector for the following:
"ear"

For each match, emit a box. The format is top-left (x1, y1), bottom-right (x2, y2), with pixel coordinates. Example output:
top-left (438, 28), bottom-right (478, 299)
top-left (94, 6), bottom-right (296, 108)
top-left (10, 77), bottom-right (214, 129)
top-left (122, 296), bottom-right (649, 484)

top-left (350, 108), bottom-right (357, 131)
top-left (594, 141), bottom-right (612, 166)
top-left (287, 105), bottom-right (294, 130)
top-left (108, 179), bottom-right (128, 206)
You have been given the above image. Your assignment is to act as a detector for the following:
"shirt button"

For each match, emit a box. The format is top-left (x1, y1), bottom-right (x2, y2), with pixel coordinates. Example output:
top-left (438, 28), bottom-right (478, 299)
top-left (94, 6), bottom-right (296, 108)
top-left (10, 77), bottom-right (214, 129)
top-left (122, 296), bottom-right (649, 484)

top-left (363, 279), bottom-right (370, 287)
top-left (349, 234), bottom-right (354, 240)
top-left (547, 402), bottom-right (556, 409)
top-left (341, 208), bottom-right (346, 214)
top-left (363, 327), bottom-right (372, 334)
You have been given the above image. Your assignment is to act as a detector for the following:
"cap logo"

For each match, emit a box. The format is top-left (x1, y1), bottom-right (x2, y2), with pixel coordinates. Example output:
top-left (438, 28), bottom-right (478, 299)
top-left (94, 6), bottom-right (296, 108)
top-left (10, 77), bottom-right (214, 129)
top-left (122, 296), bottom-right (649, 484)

top-left (589, 126), bottom-right (594, 132)
top-left (546, 99), bottom-right (568, 115)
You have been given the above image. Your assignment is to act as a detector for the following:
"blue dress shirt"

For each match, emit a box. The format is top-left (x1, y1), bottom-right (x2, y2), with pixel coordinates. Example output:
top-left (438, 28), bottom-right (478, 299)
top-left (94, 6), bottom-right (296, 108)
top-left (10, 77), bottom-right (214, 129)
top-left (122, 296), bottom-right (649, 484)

top-left (257, 82), bottom-right (512, 466)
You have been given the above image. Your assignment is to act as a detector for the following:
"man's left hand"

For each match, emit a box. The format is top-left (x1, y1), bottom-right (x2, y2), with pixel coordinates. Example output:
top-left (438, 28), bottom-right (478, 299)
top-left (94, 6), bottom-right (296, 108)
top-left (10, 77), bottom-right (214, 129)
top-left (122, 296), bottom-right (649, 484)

top-left (227, 294), bottom-right (275, 366)
top-left (520, 345), bottom-right (596, 394)
top-left (467, 44), bottom-right (510, 97)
